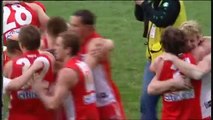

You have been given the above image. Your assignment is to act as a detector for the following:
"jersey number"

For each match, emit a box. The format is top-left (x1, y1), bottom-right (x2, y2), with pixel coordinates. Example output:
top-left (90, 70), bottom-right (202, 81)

top-left (3, 4), bottom-right (32, 33)
top-left (16, 57), bottom-right (50, 87)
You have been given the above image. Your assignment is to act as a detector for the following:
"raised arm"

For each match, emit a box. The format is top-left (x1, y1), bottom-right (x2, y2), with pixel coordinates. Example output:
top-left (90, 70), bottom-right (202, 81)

top-left (161, 53), bottom-right (211, 80)
top-left (27, 2), bottom-right (49, 31)
top-left (134, 0), bottom-right (145, 21)
top-left (85, 38), bottom-right (114, 68)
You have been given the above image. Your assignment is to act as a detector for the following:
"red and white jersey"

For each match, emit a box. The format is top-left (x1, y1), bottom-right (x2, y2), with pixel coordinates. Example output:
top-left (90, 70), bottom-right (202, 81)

top-left (78, 32), bottom-right (126, 119)
top-left (159, 53), bottom-right (202, 120)
top-left (92, 61), bottom-right (117, 106)
top-left (78, 32), bottom-right (117, 106)
top-left (64, 57), bottom-right (99, 120)
top-left (8, 50), bottom-right (55, 120)
top-left (3, 2), bottom-right (40, 44)
top-left (200, 72), bottom-right (211, 119)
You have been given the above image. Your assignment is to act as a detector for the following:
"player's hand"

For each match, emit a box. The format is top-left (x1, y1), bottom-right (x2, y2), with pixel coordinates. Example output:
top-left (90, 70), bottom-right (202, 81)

top-left (172, 74), bottom-right (192, 91)
top-left (90, 38), bottom-right (105, 59)
top-left (30, 60), bottom-right (44, 72)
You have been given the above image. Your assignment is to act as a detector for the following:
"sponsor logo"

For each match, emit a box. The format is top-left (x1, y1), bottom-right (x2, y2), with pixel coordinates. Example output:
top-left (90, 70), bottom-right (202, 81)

top-left (17, 90), bottom-right (38, 99)
top-left (5, 28), bottom-right (20, 39)
top-left (164, 89), bottom-right (195, 102)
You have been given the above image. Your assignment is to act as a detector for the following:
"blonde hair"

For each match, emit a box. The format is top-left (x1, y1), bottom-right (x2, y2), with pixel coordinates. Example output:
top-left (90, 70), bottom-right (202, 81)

top-left (179, 20), bottom-right (202, 37)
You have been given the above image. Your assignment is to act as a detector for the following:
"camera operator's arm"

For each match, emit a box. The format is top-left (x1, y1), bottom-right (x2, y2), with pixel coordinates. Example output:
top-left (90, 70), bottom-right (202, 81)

top-left (134, 0), bottom-right (146, 21)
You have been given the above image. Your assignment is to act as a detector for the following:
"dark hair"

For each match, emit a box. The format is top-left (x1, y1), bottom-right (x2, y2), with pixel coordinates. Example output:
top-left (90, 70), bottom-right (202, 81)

top-left (58, 31), bottom-right (80, 56)
top-left (73, 9), bottom-right (96, 25)
top-left (6, 39), bottom-right (21, 54)
top-left (47, 17), bottom-right (68, 38)
top-left (18, 25), bottom-right (41, 50)
top-left (161, 26), bottom-right (190, 56)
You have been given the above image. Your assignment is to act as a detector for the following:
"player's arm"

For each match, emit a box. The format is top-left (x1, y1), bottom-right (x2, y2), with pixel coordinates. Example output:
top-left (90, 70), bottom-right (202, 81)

top-left (201, 37), bottom-right (211, 55)
top-left (148, 57), bottom-right (174, 95)
top-left (148, 57), bottom-right (170, 95)
top-left (148, 76), bottom-right (176, 95)
top-left (85, 38), bottom-right (114, 68)
top-left (161, 53), bottom-right (211, 80)
top-left (5, 61), bottom-right (43, 92)
top-left (148, 56), bottom-right (191, 95)
top-left (27, 3), bottom-right (49, 31)
top-left (34, 68), bottom-right (78, 109)
top-left (148, 75), bottom-right (192, 95)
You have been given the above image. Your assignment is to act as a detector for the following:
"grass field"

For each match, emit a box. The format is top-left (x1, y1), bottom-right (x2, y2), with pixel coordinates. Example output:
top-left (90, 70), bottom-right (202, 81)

top-left (3, 1), bottom-right (211, 119)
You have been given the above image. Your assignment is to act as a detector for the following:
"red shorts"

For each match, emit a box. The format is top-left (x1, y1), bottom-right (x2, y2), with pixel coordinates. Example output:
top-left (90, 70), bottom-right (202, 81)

top-left (98, 102), bottom-right (125, 120)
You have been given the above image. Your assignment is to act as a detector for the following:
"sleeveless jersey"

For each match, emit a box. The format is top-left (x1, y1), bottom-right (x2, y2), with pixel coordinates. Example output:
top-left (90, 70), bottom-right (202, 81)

top-left (8, 50), bottom-right (55, 120)
top-left (78, 32), bottom-right (126, 119)
top-left (159, 53), bottom-right (202, 119)
top-left (200, 72), bottom-right (211, 119)
top-left (64, 57), bottom-right (99, 120)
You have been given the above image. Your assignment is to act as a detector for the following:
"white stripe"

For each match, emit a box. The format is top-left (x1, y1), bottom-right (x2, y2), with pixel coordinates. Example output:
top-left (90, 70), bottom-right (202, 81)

top-left (92, 64), bottom-right (116, 106)
top-left (63, 94), bottom-right (75, 120)
top-left (200, 72), bottom-right (211, 118)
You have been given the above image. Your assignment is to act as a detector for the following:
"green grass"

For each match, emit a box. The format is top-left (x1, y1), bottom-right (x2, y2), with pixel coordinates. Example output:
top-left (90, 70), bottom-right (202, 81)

top-left (3, 1), bottom-right (211, 119)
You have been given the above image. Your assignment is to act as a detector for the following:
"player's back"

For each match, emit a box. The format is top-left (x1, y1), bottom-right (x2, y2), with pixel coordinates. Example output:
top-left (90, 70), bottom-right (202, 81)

top-left (3, 2), bottom-right (40, 44)
top-left (64, 57), bottom-right (99, 120)
top-left (159, 53), bottom-right (202, 120)
top-left (8, 50), bottom-right (55, 120)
